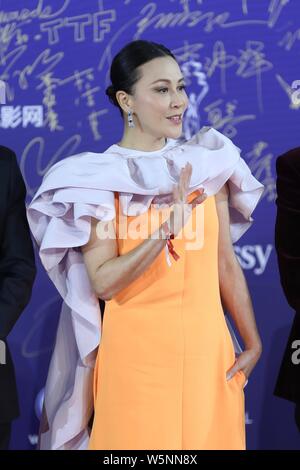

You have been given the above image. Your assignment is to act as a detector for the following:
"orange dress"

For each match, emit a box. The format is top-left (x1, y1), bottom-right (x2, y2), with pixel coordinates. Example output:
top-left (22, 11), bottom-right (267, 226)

top-left (88, 190), bottom-right (246, 450)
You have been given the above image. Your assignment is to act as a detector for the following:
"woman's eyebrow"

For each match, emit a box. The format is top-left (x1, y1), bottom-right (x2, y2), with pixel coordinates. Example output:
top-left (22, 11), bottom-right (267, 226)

top-left (150, 77), bottom-right (185, 85)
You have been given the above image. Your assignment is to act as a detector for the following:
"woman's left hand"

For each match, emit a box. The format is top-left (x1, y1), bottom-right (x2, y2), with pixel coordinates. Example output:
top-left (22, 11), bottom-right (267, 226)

top-left (226, 346), bottom-right (262, 381)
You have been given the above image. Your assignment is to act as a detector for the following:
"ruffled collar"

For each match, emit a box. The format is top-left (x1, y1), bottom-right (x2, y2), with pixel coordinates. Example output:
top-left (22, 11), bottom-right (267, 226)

top-left (104, 135), bottom-right (177, 157)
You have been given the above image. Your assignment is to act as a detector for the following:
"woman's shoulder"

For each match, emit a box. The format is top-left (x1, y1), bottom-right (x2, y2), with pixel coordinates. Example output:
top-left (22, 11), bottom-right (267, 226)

top-left (45, 151), bottom-right (100, 174)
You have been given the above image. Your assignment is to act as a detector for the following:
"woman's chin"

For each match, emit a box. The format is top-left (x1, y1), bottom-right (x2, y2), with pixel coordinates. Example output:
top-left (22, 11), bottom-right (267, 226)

top-left (165, 126), bottom-right (183, 139)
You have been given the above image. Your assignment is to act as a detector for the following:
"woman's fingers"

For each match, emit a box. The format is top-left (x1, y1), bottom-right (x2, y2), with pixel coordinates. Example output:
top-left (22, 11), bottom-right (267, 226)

top-left (191, 193), bottom-right (207, 209)
top-left (184, 163), bottom-right (192, 193)
top-left (190, 187), bottom-right (207, 204)
top-left (179, 168), bottom-right (185, 201)
top-left (174, 162), bottom-right (195, 205)
top-left (226, 366), bottom-right (240, 381)
top-left (178, 163), bottom-right (192, 201)
top-left (173, 183), bottom-right (179, 201)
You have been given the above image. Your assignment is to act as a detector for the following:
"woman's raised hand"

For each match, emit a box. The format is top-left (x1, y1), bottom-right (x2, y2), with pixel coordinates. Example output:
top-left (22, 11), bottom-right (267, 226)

top-left (167, 162), bottom-right (207, 238)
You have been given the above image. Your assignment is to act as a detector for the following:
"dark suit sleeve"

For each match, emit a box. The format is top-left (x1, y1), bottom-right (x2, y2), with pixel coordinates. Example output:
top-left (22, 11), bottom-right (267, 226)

top-left (0, 150), bottom-right (37, 339)
top-left (275, 153), bottom-right (300, 313)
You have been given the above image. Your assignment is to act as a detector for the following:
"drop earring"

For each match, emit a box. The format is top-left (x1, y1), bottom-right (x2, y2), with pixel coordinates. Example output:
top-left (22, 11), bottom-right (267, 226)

top-left (128, 110), bottom-right (135, 128)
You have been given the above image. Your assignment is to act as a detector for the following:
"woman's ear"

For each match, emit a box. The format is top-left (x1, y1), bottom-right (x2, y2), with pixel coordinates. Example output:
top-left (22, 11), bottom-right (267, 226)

top-left (116, 90), bottom-right (132, 114)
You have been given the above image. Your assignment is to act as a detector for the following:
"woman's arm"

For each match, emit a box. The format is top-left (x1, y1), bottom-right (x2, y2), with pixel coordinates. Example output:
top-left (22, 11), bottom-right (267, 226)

top-left (81, 217), bottom-right (169, 301)
top-left (216, 183), bottom-right (262, 379)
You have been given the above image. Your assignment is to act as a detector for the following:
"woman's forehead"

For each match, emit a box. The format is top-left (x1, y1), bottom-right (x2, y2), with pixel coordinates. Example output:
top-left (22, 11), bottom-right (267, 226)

top-left (138, 58), bottom-right (183, 84)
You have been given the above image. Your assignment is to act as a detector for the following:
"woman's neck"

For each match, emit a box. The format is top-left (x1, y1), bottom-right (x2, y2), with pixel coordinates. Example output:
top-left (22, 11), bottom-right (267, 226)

top-left (118, 130), bottom-right (167, 152)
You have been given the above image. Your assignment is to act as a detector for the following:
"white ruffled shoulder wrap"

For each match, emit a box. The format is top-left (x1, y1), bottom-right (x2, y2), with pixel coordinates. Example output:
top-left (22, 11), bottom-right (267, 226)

top-left (27, 126), bottom-right (264, 450)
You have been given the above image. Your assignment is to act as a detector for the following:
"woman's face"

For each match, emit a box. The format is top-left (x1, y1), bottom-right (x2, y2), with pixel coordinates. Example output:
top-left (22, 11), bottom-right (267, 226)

top-left (130, 56), bottom-right (189, 139)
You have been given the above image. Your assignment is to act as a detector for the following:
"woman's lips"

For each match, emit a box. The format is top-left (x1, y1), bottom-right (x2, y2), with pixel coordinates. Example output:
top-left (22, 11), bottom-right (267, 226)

top-left (167, 115), bottom-right (182, 125)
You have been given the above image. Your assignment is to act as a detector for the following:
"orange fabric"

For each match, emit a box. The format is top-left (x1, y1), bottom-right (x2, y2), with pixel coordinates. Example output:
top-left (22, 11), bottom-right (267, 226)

top-left (88, 191), bottom-right (246, 450)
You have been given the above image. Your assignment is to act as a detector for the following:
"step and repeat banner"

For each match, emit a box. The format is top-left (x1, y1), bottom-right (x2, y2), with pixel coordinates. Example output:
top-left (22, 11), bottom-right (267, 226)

top-left (0, 0), bottom-right (299, 449)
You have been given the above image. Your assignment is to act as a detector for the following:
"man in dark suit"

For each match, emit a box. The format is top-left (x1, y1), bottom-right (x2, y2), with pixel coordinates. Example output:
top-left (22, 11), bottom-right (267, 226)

top-left (274, 147), bottom-right (300, 433)
top-left (0, 146), bottom-right (36, 449)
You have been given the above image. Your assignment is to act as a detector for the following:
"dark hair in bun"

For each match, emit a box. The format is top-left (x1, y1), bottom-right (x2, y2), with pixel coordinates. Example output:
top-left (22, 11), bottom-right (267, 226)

top-left (105, 85), bottom-right (117, 106)
top-left (105, 39), bottom-right (176, 117)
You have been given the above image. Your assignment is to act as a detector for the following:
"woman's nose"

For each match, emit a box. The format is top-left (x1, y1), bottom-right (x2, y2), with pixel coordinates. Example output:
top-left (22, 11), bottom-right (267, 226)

top-left (170, 93), bottom-right (185, 108)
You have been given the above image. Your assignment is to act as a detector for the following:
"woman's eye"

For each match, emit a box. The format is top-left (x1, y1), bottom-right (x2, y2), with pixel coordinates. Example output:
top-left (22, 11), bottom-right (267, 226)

top-left (156, 85), bottom-right (186, 93)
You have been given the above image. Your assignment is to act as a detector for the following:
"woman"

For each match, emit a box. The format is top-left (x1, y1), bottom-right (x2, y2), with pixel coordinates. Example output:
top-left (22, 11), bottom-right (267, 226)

top-left (27, 40), bottom-right (264, 450)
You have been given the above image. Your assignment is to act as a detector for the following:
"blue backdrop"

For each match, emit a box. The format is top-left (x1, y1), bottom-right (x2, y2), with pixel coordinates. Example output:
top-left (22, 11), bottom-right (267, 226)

top-left (0, 0), bottom-right (299, 450)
